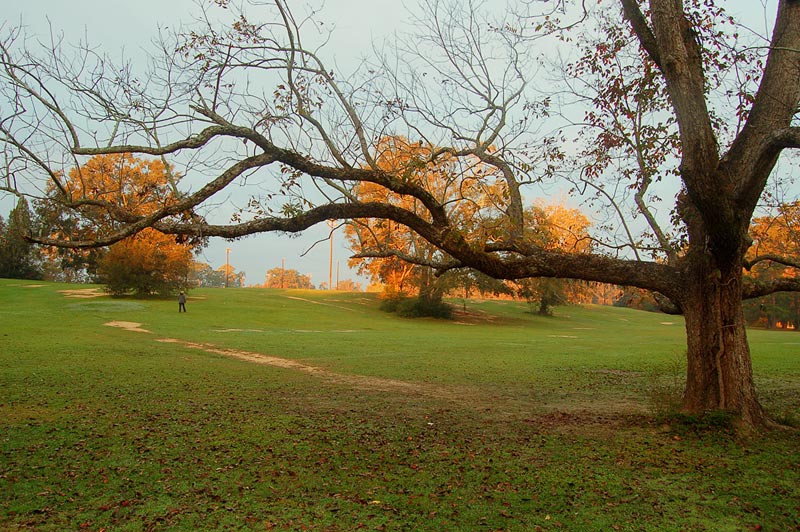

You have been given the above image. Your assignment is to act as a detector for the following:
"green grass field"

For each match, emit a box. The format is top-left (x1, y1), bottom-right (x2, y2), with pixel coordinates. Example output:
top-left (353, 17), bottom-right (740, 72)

top-left (1, 279), bottom-right (798, 531)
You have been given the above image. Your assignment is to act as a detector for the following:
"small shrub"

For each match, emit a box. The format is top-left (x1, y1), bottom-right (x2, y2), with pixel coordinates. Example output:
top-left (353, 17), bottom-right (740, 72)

top-left (396, 297), bottom-right (453, 319)
top-left (379, 295), bottom-right (453, 319)
top-left (379, 296), bottom-right (403, 313)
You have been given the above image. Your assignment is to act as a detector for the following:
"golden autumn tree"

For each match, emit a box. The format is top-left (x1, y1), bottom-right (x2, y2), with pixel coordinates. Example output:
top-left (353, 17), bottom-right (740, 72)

top-left (514, 203), bottom-right (593, 315)
top-left (263, 266), bottom-right (313, 289)
top-left (40, 154), bottom-right (200, 296)
top-left (101, 228), bottom-right (194, 296)
top-left (218, 263), bottom-right (246, 288)
top-left (345, 136), bottom-right (506, 303)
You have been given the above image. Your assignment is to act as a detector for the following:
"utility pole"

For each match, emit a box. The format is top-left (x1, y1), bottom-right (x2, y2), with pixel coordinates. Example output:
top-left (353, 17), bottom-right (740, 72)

top-left (225, 247), bottom-right (231, 288)
top-left (327, 220), bottom-right (335, 290)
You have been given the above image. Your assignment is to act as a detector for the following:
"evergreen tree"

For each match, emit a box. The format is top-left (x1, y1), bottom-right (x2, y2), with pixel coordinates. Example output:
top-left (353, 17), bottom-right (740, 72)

top-left (0, 199), bottom-right (43, 280)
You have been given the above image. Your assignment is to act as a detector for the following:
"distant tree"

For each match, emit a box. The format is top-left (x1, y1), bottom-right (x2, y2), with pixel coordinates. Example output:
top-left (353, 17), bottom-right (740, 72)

top-left (614, 286), bottom-right (661, 312)
top-left (516, 277), bottom-right (566, 316)
top-left (33, 154), bottom-right (203, 287)
top-left (34, 193), bottom-right (104, 282)
top-left (218, 263), bottom-right (246, 288)
top-left (264, 267), bottom-right (313, 289)
top-left (335, 278), bottom-right (363, 292)
top-left (584, 283), bottom-right (624, 306)
top-left (37, 154), bottom-right (202, 296)
top-left (513, 203), bottom-right (593, 315)
top-left (744, 291), bottom-right (799, 330)
top-left (444, 268), bottom-right (513, 300)
top-left (0, 199), bottom-right (43, 280)
top-left (190, 261), bottom-right (246, 288)
top-left (191, 261), bottom-right (225, 288)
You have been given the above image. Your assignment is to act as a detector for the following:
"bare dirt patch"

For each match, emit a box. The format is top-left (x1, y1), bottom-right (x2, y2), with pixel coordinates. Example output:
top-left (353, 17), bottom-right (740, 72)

top-left (104, 321), bottom-right (151, 333)
top-left (60, 288), bottom-right (105, 299)
top-left (155, 336), bottom-right (434, 396)
top-left (285, 295), bottom-right (356, 312)
top-left (292, 329), bottom-right (359, 333)
top-left (451, 308), bottom-right (499, 324)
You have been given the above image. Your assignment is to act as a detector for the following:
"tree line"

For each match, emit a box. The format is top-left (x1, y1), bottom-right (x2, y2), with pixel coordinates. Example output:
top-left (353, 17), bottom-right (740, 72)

top-left (6, 149), bottom-right (796, 330)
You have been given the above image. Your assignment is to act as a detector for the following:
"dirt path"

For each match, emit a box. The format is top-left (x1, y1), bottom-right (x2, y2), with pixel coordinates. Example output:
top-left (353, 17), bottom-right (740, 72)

top-left (105, 321), bottom-right (461, 401)
top-left (102, 321), bottom-right (646, 426)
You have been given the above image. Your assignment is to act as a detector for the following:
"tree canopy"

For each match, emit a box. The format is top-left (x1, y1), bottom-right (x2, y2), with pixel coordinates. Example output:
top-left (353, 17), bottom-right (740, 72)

top-left (264, 267), bottom-right (313, 289)
top-left (100, 228), bottom-right (194, 297)
top-left (2, 0), bottom-right (800, 427)
top-left (345, 135), bottom-right (506, 299)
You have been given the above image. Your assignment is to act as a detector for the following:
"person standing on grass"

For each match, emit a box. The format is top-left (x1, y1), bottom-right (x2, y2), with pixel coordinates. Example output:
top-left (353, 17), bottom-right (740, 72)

top-left (178, 291), bottom-right (187, 312)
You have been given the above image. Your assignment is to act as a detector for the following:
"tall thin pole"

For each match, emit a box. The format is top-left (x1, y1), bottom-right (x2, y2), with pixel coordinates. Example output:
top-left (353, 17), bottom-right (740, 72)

top-left (225, 247), bottom-right (231, 288)
top-left (327, 220), bottom-right (335, 290)
top-left (329, 234), bottom-right (333, 291)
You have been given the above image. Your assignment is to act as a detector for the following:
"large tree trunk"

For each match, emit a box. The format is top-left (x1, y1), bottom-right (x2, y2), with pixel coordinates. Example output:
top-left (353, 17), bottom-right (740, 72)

top-left (681, 255), bottom-right (766, 427)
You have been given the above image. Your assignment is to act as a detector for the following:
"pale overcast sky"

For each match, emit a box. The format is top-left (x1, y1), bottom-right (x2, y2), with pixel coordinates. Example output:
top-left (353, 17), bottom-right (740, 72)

top-left (2, 0), bottom-right (778, 287)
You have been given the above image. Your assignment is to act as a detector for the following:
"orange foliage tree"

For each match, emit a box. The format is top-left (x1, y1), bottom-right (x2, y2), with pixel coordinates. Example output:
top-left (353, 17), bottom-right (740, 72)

top-left (101, 228), bottom-right (194, 296)
top-left (514, 203), bottom-right (593, 314)
top-left (263, 266), bottom-right (313, 289)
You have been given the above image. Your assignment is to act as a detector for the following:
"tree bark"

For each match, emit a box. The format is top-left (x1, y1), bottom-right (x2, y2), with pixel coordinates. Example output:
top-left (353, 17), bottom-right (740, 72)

top-left (681, 254), bottom-right (766, 426)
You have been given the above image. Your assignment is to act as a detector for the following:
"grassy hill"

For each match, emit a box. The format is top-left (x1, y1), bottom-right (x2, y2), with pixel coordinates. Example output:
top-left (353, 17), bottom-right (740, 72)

top-left (1, 280), bottom-right (798, 530)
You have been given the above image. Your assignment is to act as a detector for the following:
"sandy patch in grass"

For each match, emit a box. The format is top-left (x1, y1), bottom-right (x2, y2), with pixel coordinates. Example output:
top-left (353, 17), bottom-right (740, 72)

top-left (155, 337), bottom-right (429, 395)
top-left (60, 288), bottom-right (105, 299)
top-left (104, 321), bottom-right (151, 333)
top-left (293, 329), bottom-right (359, 333)
top-left (452, 309), bottom-right (498, 324)
top-left (23, 284), bottom-right (46, 288)
top-left (210, 328), bottom-right (359, 334)
top-left (285, 295), bottom-right (356, 312)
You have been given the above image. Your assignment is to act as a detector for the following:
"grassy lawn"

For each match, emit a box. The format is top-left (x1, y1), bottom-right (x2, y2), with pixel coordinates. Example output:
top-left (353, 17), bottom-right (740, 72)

top-left (1, 280), bottom-right (798, 531)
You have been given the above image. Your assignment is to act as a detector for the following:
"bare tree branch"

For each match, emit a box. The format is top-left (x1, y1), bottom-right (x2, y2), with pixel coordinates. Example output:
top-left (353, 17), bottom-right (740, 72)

top-left (744, 253), bottom-right (800, 271)
top-left (743, 276), bottom-right (800, 300)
